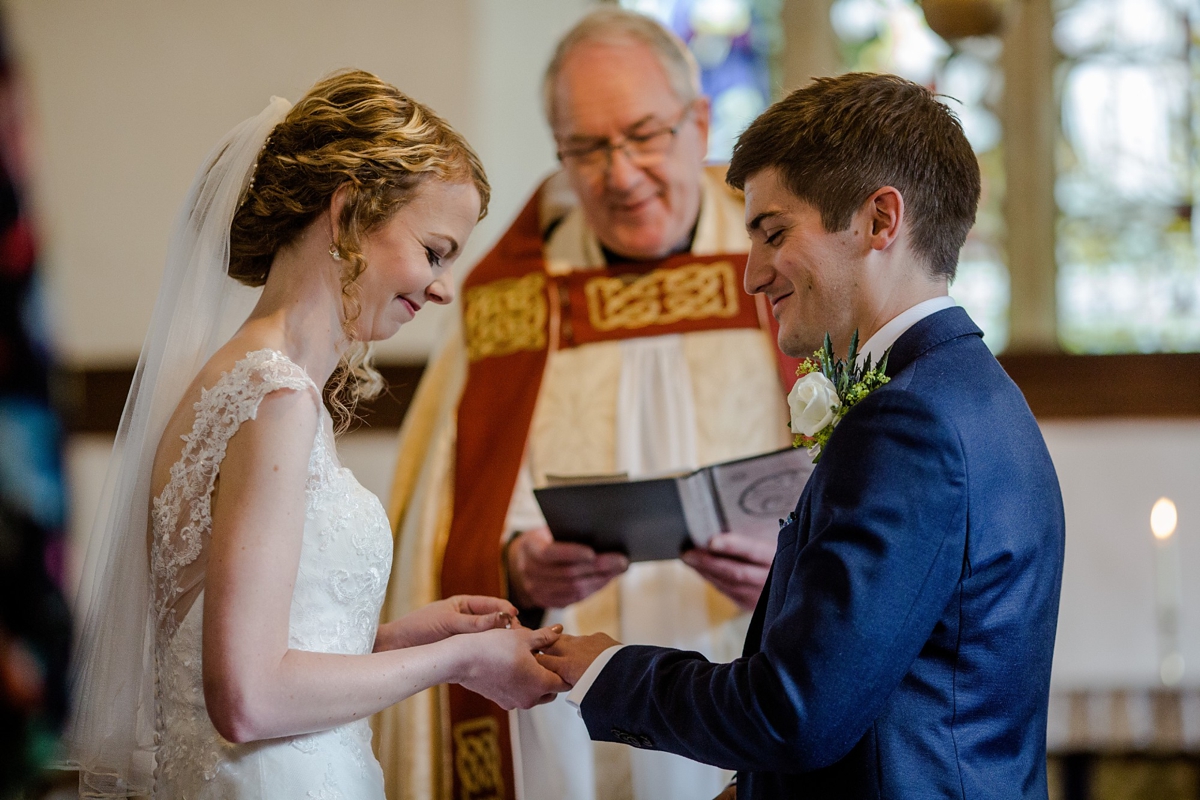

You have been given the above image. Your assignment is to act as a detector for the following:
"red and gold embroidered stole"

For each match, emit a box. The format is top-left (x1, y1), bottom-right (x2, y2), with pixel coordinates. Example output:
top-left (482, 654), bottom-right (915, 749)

top-left (439, 184), bottom-right (798, 800)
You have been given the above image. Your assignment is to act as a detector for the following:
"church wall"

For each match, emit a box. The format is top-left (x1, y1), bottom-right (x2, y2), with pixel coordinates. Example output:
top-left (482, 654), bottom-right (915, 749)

top-left (3, 0), bottom-right (592, 366)
top-left (1044, 421), bottom-right (1200, 689)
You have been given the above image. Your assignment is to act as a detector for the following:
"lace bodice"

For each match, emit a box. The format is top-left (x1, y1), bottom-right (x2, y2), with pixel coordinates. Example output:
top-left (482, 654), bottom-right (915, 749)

top-left (149, 350), bottom-right (390, 799)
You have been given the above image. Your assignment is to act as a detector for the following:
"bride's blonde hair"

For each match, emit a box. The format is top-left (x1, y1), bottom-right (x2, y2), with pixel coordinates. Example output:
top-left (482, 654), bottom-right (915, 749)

top-left (228, 68), bottom-right (489, 428)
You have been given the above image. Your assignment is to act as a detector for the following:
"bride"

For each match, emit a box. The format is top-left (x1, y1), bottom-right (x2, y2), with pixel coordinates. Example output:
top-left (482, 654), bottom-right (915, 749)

top-left (67, 69), bottom-right (568, 798)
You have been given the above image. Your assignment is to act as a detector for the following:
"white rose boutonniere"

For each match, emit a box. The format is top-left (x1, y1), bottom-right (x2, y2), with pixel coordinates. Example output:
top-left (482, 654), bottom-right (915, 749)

top-left (789, 331), bottom-right (891, 463)
top-left (788, 372), bottom-right (839, 437)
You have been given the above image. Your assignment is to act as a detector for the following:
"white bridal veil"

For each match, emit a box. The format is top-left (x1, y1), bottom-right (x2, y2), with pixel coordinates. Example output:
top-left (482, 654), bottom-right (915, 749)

top-left (66, 96), bottom-right (292, 798)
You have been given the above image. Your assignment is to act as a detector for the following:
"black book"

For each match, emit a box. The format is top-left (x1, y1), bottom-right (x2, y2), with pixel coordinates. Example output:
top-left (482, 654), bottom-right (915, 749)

top-left (533, 447), bottom-right (814, 563)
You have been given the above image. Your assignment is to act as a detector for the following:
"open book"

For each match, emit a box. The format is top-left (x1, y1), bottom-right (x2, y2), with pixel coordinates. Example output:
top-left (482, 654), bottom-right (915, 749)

top-left (532, 447), bottom-right (815, 563)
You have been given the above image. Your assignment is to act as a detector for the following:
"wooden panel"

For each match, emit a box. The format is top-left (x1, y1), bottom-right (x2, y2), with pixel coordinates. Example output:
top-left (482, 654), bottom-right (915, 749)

top-left (59, 363), bottom-right (426, 434)
top-left (997, 353), bottom-right (1200, 418)
top-left (58, 353), bottom-right (1200, 434)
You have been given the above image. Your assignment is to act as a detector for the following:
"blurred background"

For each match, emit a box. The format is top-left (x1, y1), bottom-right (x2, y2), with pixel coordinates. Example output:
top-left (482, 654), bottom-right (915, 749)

top-left (1, 0), bottom-right (1197, 797)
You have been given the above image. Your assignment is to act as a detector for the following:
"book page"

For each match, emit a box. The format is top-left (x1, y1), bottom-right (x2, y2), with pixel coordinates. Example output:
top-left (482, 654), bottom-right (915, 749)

top-left (709, 448), bottom-right (815, 540)
top-left (676, 471), bottom-right (723, 547)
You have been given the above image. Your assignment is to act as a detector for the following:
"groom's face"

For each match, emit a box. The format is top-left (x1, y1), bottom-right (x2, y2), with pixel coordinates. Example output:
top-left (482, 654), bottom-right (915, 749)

top-left (743, 168), bottom-right (867, 358)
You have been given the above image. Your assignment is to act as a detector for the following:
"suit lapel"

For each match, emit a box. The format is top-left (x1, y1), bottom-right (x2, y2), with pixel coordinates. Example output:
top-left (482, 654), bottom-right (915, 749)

top-left (884, 306), bottom-right (983, 378)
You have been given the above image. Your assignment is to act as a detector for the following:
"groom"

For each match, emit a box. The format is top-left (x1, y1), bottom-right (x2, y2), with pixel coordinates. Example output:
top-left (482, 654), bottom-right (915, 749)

top-left (541, 72), bottom-right (1065, 799)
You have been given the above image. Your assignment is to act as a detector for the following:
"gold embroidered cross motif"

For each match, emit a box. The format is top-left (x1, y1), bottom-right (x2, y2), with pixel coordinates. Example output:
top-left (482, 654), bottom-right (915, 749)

top-left (584, 261), bottom-right (739, 332)
top-left (453, 716), bottom-right (505, 800)
top-left (463, 273), bottom-right (547, 362)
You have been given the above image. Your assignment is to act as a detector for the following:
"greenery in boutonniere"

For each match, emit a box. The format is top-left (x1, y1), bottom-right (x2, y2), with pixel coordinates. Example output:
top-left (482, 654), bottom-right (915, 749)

top-left (788, 330), bottom-right (891, 463)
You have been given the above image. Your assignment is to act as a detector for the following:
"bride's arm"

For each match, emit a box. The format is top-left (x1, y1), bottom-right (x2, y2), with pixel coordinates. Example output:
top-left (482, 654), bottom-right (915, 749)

top-left (202, 388), bottom-right (567, 744)
top-left (374, 595), bottom-right (520, 652)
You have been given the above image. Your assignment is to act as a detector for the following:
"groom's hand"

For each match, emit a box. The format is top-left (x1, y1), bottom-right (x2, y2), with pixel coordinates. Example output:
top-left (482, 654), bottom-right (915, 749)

top-left (537, 632), bottom-right (620, 686)
top-left (681, 533), bottom-right (774, 612)
top-left (507, 527), bottom-right (629, 610)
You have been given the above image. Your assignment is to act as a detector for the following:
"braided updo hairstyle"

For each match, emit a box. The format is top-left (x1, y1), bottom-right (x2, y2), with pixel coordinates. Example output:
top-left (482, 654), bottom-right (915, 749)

top-left (229, 68), bottom-right (490, 428)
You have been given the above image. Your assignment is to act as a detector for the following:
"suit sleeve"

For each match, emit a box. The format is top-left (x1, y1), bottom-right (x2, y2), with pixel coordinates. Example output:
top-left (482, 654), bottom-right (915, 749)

top-left (579, 389), bottom-right (968, 772)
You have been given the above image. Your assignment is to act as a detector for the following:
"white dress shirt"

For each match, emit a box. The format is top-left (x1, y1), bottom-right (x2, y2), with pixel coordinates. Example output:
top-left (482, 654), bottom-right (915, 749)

top-left (566, 295), bottom-right (958, 713)
top-left (858, 295), bottom-right (956, 366)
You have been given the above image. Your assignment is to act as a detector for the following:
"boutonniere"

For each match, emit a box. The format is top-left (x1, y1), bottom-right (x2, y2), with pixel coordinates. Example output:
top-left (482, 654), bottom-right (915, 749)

top-left (789, 330), bottom-right (890, 463)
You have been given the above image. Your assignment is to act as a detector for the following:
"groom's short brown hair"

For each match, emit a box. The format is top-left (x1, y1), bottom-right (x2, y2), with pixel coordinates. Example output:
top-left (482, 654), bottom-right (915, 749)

top-left (726, 72), bottom-right (980, 280)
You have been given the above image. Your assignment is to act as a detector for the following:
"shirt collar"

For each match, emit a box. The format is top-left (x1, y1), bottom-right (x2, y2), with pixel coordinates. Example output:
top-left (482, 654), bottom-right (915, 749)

top-left (858, 296), bottom-right (957, 367)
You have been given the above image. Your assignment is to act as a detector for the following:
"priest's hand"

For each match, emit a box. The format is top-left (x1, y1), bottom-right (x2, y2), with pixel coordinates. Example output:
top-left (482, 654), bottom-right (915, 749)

top-left (374, 595), bottom-right (519, 651)
top-left (507, 526), bottom-right (629, 610)
top-left (537, 631), bottom-right (621, 687)
top-left (713, 785), bottom-right (737, 800)
top-left (681, 533), bottom-right (774, 612)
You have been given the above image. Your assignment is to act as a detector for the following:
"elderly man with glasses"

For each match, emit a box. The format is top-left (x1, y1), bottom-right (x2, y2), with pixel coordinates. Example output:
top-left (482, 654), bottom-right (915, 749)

top-left (375, 9), bottom-right (801, 800)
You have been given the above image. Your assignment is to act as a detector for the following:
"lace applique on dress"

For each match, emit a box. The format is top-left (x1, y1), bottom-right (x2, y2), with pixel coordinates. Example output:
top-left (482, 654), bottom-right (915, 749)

top-left (149, 349), bottom-right (390, 799)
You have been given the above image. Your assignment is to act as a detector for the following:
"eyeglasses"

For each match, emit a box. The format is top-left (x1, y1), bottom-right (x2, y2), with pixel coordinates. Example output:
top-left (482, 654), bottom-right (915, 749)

top-left (556, 107), bottom-right (693, 172)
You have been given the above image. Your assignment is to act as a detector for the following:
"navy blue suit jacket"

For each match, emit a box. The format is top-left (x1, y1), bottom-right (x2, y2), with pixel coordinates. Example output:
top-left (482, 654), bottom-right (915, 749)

top-left (580, 307), bottom-right (1065, 799)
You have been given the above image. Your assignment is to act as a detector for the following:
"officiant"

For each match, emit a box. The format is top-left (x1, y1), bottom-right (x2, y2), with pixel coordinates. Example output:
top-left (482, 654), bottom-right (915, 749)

top-left (373, 9), bottom-right (801, 800)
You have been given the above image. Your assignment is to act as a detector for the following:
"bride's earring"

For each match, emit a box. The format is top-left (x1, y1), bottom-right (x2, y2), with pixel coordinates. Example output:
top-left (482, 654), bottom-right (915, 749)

top-left (328, 242), bottom-right (342, 261)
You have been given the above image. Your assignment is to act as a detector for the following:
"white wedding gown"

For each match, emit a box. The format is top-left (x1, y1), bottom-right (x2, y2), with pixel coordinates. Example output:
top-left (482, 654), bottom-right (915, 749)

top-left (149, 349), bottom-right (391, 799)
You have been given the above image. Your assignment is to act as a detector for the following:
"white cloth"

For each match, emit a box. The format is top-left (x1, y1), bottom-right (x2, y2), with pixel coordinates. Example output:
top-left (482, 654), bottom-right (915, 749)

top-left (153, 350), bottom-right (391, 799)
top-left (612, 336), bottom-right (725, 800)
top-left (66, 97), bottom-right (291, 798)
top-left (522, 334), bottom-right (729, 800)
top-left (858, 296), bottom-right (956, 366)
top-left (614, 335), bottom-right (699, 477)
top-left (514, 337), bottom-right (744, 800)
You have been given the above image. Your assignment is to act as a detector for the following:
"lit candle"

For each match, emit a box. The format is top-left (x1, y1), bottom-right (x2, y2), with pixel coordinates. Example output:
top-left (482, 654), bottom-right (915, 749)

top-left (1151, 497), bottom-right (1183, 686)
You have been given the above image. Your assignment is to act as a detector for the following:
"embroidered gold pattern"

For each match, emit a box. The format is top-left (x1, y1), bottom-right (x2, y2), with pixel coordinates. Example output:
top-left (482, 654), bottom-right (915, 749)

top-left (585, 261), bottom-right (739, 331)
top-left (452, 716), bottom-right (505, 800)
top-left (463, 273), bottom-right (547, 362)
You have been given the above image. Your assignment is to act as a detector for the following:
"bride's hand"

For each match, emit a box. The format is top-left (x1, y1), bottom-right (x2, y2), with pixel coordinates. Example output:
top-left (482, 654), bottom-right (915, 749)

top-left (453, 625), bottom-right (571, 710)
top-left (374, 595), bottom-right (519, 651)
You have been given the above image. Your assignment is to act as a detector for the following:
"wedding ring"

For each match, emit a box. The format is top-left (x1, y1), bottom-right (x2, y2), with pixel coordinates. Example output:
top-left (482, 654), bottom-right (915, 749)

top-left (498, 612), bottom-right (513, 630)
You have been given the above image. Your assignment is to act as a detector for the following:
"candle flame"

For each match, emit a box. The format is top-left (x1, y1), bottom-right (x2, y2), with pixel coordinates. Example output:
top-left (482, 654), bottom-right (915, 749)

top-left (1152, 497), bottom-right (1178, 540)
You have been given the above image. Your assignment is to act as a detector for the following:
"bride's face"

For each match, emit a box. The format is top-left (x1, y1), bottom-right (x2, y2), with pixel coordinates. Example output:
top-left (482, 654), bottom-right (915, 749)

top-left (350, 178), bottom-right (481, 342)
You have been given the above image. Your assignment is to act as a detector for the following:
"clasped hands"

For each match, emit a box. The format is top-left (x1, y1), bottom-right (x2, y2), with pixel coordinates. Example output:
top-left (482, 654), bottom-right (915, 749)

top-left (368, 594), bottom-right (621, 708)
top-left (372, 594), bottom-right (608, 710)
top-left (373, 595), bottom-right (567, 709)
top-left (373, 525), bottom-right (773, 712)
top-left (507, 525), bottom-right (774, 612)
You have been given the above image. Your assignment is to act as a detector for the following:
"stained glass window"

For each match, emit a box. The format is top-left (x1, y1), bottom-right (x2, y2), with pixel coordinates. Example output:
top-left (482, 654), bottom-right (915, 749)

top-left (830, 0), bottom-right (1011, 351)
top-left (1055, 0), bottom-right (1199, 353)
top-left (620, 0), bottom-right (782, 162)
